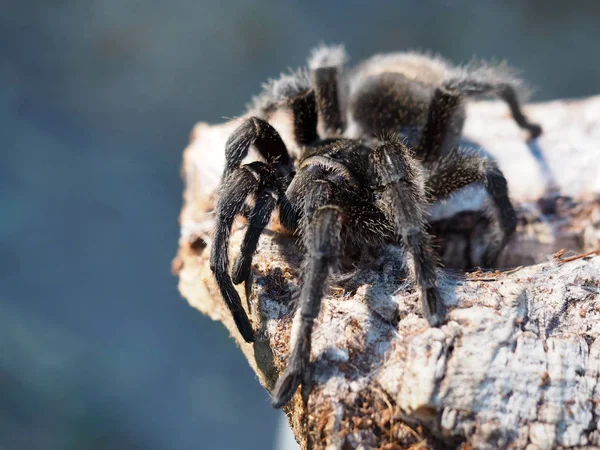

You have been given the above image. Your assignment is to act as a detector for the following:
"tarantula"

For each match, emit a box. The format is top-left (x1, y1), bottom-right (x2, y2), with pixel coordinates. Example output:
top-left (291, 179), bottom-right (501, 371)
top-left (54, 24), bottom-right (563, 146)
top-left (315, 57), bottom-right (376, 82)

top-left (209, 46), bottom-right (541, 408)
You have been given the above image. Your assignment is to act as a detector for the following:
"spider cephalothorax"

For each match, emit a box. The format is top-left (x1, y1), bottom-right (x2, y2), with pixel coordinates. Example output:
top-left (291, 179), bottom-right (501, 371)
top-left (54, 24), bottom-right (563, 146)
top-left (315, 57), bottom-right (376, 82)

top-left (209, 45), bottom-right (541, 408)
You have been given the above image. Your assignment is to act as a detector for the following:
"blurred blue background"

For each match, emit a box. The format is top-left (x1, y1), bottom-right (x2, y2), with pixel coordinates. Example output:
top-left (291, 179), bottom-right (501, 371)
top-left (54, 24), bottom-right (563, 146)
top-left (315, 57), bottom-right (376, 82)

top-left (2, 1), bottom-right (600, 449)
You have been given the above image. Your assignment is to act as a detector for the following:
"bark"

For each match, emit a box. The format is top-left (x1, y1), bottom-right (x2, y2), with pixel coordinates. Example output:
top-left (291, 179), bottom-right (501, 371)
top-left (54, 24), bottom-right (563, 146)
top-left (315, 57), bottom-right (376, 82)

top-left (173, 96), bottom-right (600, 449)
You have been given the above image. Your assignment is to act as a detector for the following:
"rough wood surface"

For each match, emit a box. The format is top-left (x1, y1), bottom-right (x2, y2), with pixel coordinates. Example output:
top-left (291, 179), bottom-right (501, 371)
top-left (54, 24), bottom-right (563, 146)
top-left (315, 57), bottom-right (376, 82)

top-left (173, 96), bottom-right (600, 449)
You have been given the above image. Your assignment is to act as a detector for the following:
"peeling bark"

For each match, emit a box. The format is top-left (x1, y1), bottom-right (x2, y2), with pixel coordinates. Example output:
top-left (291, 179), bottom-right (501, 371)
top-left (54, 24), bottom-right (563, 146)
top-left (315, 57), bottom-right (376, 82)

top-left (174, 96), bottom-right (600, 449)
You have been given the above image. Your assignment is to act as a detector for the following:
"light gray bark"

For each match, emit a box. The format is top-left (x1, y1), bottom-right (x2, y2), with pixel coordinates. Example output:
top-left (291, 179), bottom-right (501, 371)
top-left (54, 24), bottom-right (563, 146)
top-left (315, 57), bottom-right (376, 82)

top-left (174, 96), bottom-right (600, 449)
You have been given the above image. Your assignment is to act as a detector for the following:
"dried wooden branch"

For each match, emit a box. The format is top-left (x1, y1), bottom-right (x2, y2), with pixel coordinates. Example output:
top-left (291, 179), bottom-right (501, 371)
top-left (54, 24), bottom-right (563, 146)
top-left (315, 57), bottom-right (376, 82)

top-left (173, 96), bottom-right (600, 449)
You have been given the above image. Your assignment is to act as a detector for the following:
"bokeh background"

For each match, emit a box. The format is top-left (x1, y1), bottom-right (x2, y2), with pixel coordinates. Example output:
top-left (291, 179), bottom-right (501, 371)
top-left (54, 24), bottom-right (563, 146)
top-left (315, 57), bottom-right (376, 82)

top-left (2, 1), bottom-right (600, 449)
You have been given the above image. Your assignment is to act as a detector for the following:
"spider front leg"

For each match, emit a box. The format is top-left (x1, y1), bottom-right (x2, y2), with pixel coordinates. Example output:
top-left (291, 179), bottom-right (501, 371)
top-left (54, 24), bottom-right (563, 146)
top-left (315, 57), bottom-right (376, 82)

top-left (210, 166), bottom-right (264, 343)
top-left (372, 139), bottom-right (442, 326)
top-left (272, 180), bottom-right (342, 408)
top-left (223, 117), bottom-right (291, 181)
top-left (212, 116), bottom-right (292, 342)
top-left (231, 166), bottom-right (280, 285)
top-left (445, 65), bottom-right (542, 139)
top-left (427, 147), bottom-right (517, 267)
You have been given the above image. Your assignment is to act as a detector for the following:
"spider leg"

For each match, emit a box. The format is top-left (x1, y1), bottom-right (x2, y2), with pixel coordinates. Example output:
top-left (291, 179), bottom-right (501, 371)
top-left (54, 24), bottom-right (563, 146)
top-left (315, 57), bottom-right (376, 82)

top-left (278, 169), bottom-right (313, 231)
top-left (308, 44), bottom-right (348, 135)
top-left (426, 147), bottom-right (517, 267)
top-left (445, 64), bottom-right (542, 139)
top-left (213, 115), bottom-right (293, 342)
top-left (416, 86), bottom-right (462, 163)
top-left (223, 117), bottom-right (291, 181)
top-left (372, 138), bottom-right (442, 326)
top-left (210, 166), bottom-right (263, 343)
top-left (272, 180), bottom-right (342, 408)
top-left (248, 70), bottom-right (320, 147)
top-left (231, 173), bottom-right (279, 285)
top-left (289, 91), bottom-right (320, 146)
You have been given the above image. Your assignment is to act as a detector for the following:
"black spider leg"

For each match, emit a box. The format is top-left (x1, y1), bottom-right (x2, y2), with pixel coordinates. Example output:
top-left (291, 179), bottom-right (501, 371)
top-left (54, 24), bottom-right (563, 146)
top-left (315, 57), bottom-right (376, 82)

top-left (444, 73), bottom-right (542, 139)
top-left (212, 117), bottom-right (292, 343)
top-left (289, 90), bottom-right (320, 147)
top-left (416, 86), bottom-right (462, 163)
top-left (252, 69), bottom-right (320, 148)
top-left (372, 139), bottom-right (442, 326)
top-left (210, 165), bottom-right (264, 343)
top-left (231, 164), bottom-right (279, 285)
top-left (272, 177), bottom-right (342, 408)
top-left (312, 68), bottom-right (344, 135)
top-left (267, 86), bottom-right (322, 230)
top-left (426, 148), bottom-right (517, 267)
top-left (222, 117), bottom-right (291, 181)
top-left (235, 84), bottom-right (321, 280)
top-left (308, 45), bottom-right (347, 136)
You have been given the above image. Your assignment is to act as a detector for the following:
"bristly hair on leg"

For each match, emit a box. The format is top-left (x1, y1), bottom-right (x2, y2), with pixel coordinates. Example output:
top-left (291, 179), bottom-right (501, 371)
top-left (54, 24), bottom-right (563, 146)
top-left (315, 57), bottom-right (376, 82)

top-left (446, 58), bottom-right (534, 101)
top-left (307, 43), bottom-right (348, 70)
top-left (444, 58), bottom-right (541, 138)
top-left (308, 43), bottom-right (349, 136)
top-left (248, 68), bottom-right (311, 117)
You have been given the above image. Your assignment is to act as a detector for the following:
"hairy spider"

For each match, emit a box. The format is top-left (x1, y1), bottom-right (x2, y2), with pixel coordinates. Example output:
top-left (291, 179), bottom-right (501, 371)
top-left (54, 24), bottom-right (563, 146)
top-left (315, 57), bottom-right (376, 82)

top-left (209, 46), bottom-right (541, 408)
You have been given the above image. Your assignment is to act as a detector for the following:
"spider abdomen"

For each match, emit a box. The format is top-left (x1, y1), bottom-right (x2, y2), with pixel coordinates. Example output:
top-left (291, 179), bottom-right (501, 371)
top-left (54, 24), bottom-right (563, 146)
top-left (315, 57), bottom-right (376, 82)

top-left (349, 72), bottom-right (466, 152)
